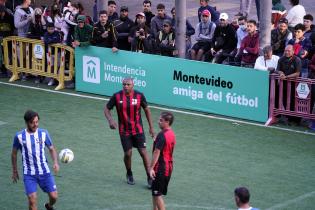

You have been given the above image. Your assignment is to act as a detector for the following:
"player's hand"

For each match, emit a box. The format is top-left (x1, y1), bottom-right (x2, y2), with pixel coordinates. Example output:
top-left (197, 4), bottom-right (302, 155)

top-left (149, 127), bottom-right (155, 138)
top-left (53, 163), bottom-right (60, 174)
top-left (109, 120), bottom-right (118, 129)
top-left (149, 168), bottom-right (156, 180)
top-left (12, 171), bottom-right (19, 183)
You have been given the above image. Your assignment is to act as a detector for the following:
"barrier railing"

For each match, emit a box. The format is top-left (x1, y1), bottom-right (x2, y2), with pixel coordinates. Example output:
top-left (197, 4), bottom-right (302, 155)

top-left (266, 73), bottom-right (315, 126)
top-left (3, 36), bottom-right (74, 90)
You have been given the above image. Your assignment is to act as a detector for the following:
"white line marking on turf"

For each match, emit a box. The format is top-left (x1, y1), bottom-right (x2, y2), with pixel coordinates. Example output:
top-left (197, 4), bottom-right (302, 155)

top-left (266, 191), bottom-right (315, 210)
top-left (0, 121), bottom-right (7, 126)
top-left (100, 203), bottom-right (233, 210)
top-left (1, 81), bottom-right (315, 136)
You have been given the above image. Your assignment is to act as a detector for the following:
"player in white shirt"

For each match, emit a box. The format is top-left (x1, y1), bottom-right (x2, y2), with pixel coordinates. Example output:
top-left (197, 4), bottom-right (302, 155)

top-left (11, 110), bottom-right (59, 210)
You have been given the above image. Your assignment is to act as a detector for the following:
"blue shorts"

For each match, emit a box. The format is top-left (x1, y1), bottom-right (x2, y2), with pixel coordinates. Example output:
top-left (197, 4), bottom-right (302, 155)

top-left (23, 173), bottom-right (57, 195)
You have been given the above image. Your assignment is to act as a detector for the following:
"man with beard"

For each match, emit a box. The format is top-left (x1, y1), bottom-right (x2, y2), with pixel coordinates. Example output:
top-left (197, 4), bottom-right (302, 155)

top-left (113, 6), bottom-right (134, 51)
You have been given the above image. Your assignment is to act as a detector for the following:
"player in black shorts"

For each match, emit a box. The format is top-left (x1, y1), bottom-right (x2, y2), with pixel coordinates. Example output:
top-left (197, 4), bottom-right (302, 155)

top-left (104, 78), bottom-right (155, 188)
top-left (149, 112), bottom-right (176, 210)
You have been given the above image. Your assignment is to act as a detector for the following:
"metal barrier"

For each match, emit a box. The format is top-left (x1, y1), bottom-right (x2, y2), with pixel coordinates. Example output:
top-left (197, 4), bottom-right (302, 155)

top-left (266, 73), bottom-right (315, 126)
top-left (3, 36), bottom-right (74, 90)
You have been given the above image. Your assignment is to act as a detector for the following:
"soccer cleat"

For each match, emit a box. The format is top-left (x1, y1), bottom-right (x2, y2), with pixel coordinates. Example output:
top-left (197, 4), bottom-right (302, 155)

top-left (147, 177), bottom-right (152, 189)
top-left (45, 203), bottom-right (55, 210)
top-left (126, 174), bottom-right (135, 185)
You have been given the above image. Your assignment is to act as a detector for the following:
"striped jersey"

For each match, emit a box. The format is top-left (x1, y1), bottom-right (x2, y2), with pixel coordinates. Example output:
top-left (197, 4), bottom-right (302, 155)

top-left (13, 128), bottom-right (53, 175)
top-left (153, 128), bottom-right (176, 177)
top-left (107, 90), bottom-right (148, 136)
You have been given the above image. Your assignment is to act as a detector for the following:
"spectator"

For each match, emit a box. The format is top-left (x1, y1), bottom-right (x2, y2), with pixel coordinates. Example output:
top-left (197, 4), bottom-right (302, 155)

top-left (14, 0), bottom-right (34, 38)
top-left (303, 14), bottom-right (315, 39)
top-left (113, 6), bottom-right (134, 51)
top-left (236, 0), bottom-right (260, 21)
top-left (231, 18), bottom-right (239, 31)
top-left (207, 13), bottom-right (237, 64)
top-left (107, 0), bottom-right (118, 23)
top-left (198, 0), bottom-right (219, 24)
top-left (91, 10), bottom-right (118, 52)
top-left (170, 7), bottom-right (195, 58)
top-left (142, 0), bottom-right (155, 28)
top-left (288, 23), bottom-right (312, 77)
top-left (236, 16), bottom-right (248, 52)
top-left (150, 3), bottom-right (172, 39)
top-left (254, 45), bottom-right (279, 71)
top-left (72, 15), bottom-right (93, 48)
top-left (190, 10), bottom-right (216, 61)
top-left (61, 2), bottom-right (78, 45)
top-left (286, 0), bottom-right (306, 31)
top-left (277, 45), bottom-right (301, 123)
top-left (156, 19), bottom-right (176, 57)
top-left (51, 3), bottom-right (63, 32)
top-left (271, 18), bottom-right (292, 57)
top-left (271, 0), bottom-right (286, 28)
top-left (0, 4), bottom-right (13, 38)
top-left (28, 8), bottom-right (46, 40)
top-left (234, 187), bottom-right (259, 210)
top-left (0, 4), bottom-right (14, 78)
top-left (0, 0), bottom-right (12, 15)
top-left (44, 22), bottom-right (62, 86)
top-left (129, 12), bottom-right (152, 53)
top-left (77, 2), bottom-right (93, 25)
top-left (237, 19), bottom-right (259, 68)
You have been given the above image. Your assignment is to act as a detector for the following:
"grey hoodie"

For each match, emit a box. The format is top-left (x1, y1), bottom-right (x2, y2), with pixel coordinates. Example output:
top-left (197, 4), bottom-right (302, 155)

top-left (14, 5), bottom-right (34, 37)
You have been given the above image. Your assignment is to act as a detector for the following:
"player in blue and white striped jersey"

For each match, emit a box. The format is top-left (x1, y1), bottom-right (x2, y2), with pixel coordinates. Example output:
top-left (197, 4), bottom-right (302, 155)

top-left (11, 110), bottom-right (59, 210)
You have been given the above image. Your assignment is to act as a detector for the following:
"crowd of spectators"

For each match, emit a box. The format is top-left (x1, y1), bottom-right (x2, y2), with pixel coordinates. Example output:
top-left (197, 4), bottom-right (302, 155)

top-left (0, 0), bottom-right (315, 127)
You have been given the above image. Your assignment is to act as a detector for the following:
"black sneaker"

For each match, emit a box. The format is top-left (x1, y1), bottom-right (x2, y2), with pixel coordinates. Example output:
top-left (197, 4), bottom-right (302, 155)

top-left (126, 174), bottom-right (135, 185)
top-left (147, 177), bottom-right (152, 189)
top-left (45, 203), bottom-right (55, 210)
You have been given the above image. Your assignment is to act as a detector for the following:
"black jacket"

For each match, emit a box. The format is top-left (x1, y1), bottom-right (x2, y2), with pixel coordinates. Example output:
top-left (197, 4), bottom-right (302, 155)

top-left (113, 16), bottom-right (134, 51)
top-left (92, 21), bottom-right (118, 48)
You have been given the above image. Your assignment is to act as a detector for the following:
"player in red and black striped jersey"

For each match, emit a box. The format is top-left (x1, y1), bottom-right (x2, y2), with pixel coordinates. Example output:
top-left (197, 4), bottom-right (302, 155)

top-left (149, 112), bottom-right (176, 210)
top-left (104, 78), bottom-right (155, 187)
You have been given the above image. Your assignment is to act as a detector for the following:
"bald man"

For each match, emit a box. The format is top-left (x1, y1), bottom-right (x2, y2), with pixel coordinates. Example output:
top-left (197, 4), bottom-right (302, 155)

top-left (104, 78), bottom-right (155, 188)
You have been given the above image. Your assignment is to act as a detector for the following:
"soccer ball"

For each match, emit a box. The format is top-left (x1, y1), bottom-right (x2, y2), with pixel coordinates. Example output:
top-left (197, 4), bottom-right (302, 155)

top-left (59, 149), bottom-right (74, 163)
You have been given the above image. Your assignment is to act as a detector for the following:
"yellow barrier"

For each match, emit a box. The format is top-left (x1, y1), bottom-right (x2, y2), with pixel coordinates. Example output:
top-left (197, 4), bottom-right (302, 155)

top-left (3, 36), bottom-right (75, 90)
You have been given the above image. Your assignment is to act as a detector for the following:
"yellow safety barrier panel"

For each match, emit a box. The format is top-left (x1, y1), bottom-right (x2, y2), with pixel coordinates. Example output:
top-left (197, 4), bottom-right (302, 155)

top-left (3, 36), bottom-right (74, 90)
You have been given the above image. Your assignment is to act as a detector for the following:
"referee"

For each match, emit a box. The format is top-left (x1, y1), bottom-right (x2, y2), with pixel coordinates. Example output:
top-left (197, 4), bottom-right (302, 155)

top-left (104, 78), bottom-right (155, 188)
top-left (149, 112), bottom-right (176, 210)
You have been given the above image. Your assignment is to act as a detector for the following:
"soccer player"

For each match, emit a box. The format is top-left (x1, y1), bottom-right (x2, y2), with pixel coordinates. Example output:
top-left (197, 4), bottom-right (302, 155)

top-left (149, 112), bottom-right (176, 210)
top-left (11, 110), bottom-right (59, 210)
top-left (104, 78), bottom-right (155, 187)
top-left (234, 187), bottom-right (260, 210)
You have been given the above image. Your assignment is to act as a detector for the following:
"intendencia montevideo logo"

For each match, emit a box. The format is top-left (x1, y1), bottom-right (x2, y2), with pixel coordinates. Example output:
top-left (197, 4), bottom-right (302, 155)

top-left (83, 56), bottom-right (100, 84)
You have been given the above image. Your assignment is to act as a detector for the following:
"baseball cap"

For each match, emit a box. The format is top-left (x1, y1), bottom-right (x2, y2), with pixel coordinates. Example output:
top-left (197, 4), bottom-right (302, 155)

top-left (77, 15), bottom-right (86, 22)
top-left (120, 6), bottom-right (128, 12)
top-left (278, 18), bottom-right (288, 24)
top-left (163, 19), bottom-right (172, 26)
top-left (136, 12), bottom-right (145, 17)
top-left (219, 13), bottom-right (229, 20)
top-left (202, 10), bottom-right (210, 17)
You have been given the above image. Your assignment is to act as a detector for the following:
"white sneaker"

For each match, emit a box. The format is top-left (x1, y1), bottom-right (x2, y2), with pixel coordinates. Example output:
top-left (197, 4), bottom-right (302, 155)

top-left (48, 79), bottom-right (55, 86)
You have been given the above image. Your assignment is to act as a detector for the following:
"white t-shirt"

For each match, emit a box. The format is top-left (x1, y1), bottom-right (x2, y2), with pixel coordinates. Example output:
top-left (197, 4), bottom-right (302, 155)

top-left (286, 5), bottom-right (306, 27)
top-left (254, 55), bottom-right (280, 71)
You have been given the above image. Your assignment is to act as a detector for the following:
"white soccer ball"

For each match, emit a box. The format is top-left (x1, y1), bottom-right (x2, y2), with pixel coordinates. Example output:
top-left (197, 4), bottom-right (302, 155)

top-left (59, 149), bottom-right (74, 163)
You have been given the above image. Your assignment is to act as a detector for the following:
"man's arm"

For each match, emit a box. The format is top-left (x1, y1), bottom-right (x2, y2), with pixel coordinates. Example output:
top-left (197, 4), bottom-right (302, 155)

top-left (149, 149), bottom-right (161, 180)
top-left (104, 106), bottom-right (118, 129)
top-left (144, 106), bottom-right (155, 138)
top-left (49, 146), bottom-right (59, 174)
top-left (11, 148), bottom-right (19, 183)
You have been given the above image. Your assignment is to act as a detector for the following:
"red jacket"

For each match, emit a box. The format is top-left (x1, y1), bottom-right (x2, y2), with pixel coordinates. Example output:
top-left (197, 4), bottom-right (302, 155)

top-left (239, 32), bottom-right (260, 64)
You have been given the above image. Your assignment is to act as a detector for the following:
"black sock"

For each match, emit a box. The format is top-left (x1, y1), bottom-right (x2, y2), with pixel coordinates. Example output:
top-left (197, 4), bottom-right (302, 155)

top-left (127, 169), bottom-right (132, 176)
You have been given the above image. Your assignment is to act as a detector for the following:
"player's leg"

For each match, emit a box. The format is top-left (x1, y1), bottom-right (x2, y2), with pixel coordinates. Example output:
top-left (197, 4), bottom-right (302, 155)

top-left (24, 175), bottom-right (38, 210)
top-left (28, 192), bottom-right (38, 210)
top-left (38, 173), bottom-right (58, 210)
top-left (135, 133), bottom-right (152, 187)
top-left (120, 135), bottom-right (134, 184)
top-left (152, 196), bottom-right (165, 210)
